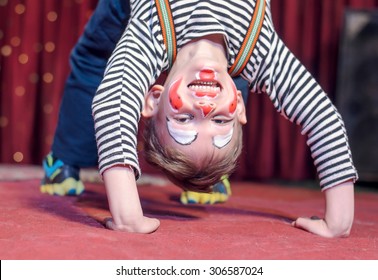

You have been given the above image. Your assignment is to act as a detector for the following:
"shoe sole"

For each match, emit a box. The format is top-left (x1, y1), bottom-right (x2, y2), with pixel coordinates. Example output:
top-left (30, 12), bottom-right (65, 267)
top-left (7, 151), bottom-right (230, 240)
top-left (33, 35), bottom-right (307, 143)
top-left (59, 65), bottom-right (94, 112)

top-left (40, 177), bottom-right (85, 196)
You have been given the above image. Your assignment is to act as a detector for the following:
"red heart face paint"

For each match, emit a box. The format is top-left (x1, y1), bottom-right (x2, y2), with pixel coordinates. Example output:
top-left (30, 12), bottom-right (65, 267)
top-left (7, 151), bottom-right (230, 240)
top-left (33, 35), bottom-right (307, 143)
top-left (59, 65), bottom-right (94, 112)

top-left (229, 83), bottom-right (237, 114)
top-left (169, 78), bottom-right (183, 111)
top-left (197, 101), bottom-right (215, 117)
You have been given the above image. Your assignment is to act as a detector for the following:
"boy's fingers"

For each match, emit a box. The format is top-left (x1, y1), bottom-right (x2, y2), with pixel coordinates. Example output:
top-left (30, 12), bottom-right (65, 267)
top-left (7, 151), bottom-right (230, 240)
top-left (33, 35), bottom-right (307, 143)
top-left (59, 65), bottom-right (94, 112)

top-left (103, 217), bottom-right (160, 234)
top-left (293, 217), bottom-right (330, 237)
top-left (146, 218), bottom-right (160, 233)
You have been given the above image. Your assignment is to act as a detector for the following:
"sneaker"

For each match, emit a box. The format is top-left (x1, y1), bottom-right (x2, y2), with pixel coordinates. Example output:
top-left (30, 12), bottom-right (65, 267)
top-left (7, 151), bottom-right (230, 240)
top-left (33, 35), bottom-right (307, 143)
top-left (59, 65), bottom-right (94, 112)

top-left (40, 153), bottom-right (84, 196)
top-left (180, 175), bottom-right (231, 204)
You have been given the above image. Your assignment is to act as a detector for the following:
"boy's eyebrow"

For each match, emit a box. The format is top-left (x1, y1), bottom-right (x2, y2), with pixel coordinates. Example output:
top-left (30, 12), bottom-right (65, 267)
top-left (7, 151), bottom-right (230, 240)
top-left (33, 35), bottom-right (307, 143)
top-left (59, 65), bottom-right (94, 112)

top-left (166, 117), bottom-right (198, 145)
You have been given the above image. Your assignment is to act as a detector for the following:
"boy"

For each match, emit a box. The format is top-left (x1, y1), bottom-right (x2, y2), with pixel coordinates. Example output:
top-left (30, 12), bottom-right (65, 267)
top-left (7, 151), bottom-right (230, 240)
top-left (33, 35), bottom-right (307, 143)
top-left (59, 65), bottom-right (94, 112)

top-left (42, 0), bottom-right (246, 204)
top-left (92, 0), bottom-right (357, 236)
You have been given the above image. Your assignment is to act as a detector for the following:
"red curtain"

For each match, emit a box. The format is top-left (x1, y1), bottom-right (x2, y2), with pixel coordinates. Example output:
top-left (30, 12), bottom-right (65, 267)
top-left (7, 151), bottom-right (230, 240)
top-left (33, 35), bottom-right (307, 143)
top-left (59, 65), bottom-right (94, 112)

top-left (1, 0), bottom-right (377, 182)
top-left (236, 0), bottom-right (378, 182)
top-left (0, 0), bottom-right (98, 164)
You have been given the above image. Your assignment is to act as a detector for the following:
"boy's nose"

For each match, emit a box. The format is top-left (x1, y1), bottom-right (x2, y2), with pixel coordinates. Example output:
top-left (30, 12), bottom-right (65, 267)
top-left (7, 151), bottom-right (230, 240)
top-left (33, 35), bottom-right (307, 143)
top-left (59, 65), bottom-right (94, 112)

top-left (195, 101), bottom-right (216, 117)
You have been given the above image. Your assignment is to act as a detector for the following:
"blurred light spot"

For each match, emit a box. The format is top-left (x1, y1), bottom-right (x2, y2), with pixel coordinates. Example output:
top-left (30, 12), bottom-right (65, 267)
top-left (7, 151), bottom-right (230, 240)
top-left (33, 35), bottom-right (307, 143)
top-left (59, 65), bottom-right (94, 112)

top-left (15, 4), bottom-right (25, 15)
top-left (13, 152), bottom-right (24, 163)
top-left (1, 45), bottom-right (12, 56)
top-left (43, 72), bottom-right (54, 83)
top-left (137, 142), bottom-right (144, 151)
top-left (15, 86), bottom-right (25, 96)
top-left (47, 11), bottom-right (58, 22)
top-left (44, 42), bottom-right (55, 52)
top-left (18, 53), bottom-right (29, 64)
top-left (43, 104), bottom-right (53, 114)
top-left (0, 0), bottom-right (8, 7)
top-left (10, 36), bottom-right (21, 47)
top-left (0, 116), bottom-right (9, 127)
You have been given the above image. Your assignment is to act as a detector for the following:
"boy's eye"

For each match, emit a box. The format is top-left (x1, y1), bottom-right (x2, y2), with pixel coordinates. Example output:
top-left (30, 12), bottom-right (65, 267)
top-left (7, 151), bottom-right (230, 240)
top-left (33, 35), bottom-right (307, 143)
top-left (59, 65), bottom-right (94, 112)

top-left (174, 114), bottom-right (194, 123)
top-left (212, 116), bottom-right (232, 125)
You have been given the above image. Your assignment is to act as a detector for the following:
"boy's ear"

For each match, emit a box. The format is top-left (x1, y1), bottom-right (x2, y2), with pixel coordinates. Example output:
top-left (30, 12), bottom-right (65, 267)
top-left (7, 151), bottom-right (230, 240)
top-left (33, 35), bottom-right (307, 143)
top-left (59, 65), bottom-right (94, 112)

top-left (236, 90), bottom-right (247, 125)
top-left (142, 85), bottom-right (164, 118)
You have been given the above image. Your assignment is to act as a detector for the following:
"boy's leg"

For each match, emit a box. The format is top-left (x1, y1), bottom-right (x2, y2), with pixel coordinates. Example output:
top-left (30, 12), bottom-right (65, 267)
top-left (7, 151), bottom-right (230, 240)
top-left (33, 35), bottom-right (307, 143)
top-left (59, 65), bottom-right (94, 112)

top-left (180, 77), bottom-right (249, 204)
top-left (41, 0), bottom-right (130, 195)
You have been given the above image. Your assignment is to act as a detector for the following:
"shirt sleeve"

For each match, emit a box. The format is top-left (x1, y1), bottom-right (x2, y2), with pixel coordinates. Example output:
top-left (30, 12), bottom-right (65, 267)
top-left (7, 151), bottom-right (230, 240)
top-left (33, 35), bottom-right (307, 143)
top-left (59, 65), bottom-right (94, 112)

top-left (253, 32), bottom-right (358, 190)
top-left (92, 18), bottom-right (166, 179)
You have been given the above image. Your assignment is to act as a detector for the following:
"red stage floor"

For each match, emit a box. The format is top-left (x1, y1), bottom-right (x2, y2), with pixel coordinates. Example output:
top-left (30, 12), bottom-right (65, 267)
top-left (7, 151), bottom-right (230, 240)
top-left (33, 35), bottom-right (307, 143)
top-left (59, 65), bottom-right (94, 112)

top-left (0, 167), bottom-right (377, 260)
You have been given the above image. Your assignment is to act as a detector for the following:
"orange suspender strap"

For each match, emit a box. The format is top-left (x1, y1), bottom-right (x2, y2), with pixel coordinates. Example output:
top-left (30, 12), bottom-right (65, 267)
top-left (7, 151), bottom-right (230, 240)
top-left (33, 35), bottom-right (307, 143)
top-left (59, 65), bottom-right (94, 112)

top-left (155, 0), bottom-right (177, 67)
top-left (228, 0), bottom-right (266, 77)
top-left (155, 0), bottom-right (265, 74)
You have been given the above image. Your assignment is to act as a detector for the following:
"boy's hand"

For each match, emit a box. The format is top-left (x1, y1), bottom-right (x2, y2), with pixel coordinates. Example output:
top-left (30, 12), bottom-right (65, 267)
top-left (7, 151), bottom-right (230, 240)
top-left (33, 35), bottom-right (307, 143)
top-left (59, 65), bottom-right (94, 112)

top-left (292, 216), bottom-right (351, 238)
top-left (104, 216), bottom-right (160, 233)
top-left (103, 166), bottom-right (160, 234)
top-left (292, 180), bottom-right (354, 238)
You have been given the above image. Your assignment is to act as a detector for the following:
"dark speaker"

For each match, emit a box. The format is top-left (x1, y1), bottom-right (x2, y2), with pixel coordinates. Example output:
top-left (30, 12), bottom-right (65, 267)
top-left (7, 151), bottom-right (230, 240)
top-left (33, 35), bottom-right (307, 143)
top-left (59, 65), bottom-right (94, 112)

top-left (336, 9), bottom-right (378, 182)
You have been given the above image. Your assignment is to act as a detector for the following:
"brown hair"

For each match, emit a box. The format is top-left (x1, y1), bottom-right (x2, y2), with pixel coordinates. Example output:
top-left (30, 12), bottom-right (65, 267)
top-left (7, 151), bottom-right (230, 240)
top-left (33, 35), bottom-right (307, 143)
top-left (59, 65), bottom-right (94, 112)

top-left (142, 118), bottom-right (243, 192)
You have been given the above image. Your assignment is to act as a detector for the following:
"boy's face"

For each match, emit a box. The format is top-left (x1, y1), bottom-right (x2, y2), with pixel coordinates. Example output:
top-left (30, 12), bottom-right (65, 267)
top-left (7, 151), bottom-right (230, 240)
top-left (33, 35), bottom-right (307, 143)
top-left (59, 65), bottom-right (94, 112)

top-left (143, 62), bottom-right (247, 168)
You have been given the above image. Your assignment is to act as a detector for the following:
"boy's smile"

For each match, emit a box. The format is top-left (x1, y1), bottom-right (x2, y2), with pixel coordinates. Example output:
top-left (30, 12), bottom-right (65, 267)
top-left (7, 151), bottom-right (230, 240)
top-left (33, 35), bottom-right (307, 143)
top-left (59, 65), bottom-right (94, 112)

top-left (141, 36), bottom-right (247, 168)
top-left (158, 69), bottom-right (245, 167)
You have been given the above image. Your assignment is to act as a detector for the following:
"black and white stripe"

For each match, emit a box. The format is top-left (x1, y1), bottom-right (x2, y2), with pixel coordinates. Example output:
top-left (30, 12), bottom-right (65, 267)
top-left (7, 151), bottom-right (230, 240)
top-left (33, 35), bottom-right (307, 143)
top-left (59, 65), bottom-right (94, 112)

top-left (249, 27), bottom-right (357, 190)
top-left (92, 0), bottom-right (357, 189)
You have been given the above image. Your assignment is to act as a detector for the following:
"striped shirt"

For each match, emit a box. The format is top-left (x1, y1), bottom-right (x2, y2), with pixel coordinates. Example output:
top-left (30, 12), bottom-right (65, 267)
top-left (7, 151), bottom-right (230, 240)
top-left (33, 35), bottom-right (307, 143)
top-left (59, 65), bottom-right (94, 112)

top-left (92, 0), bottom-right (358, 190)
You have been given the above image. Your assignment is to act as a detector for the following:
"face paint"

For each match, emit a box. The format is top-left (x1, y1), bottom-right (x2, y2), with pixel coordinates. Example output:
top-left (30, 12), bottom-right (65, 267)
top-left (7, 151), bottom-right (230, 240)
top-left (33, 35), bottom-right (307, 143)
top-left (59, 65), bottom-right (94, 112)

top-left (213, 126), bottom-right (234, 149)
top-left (166, 118), bottom-right (198, 145)
top-left (197, 101), bottom-right (215, 117)
top-left (194, 91), bottom-right (218, 98)
top-left (169, 78), bottom-right (183, 111)
top-left (229, 83), bottom-right (238, 114)
top-left (198, 68), bottom-right (216, 80)
top-left (192, 69), bottom-right (219, 98)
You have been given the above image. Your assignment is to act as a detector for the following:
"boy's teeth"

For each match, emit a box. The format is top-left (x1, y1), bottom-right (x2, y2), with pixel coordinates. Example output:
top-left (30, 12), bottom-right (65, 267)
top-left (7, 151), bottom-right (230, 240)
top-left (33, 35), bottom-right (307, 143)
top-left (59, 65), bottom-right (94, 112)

top-left (188, 81), bottom-right (220, 92)
top-left (189, 85), bottom-right (220, 91)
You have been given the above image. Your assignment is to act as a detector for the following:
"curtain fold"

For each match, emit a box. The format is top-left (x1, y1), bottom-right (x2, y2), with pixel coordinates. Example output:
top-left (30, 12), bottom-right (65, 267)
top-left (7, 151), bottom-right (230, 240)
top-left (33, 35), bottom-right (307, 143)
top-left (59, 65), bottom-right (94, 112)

top-left (1, 0), bottom-right (377, 183)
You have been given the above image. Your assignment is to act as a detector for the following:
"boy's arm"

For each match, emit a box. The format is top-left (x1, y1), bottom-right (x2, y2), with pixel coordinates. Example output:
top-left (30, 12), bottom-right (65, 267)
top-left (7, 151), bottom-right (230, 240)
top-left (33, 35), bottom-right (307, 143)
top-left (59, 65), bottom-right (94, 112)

top-left (293, 180), bottom-right (354, 238)
top-left (92, 17), bottom-right (166, 179)
top-left (103, 166), bottom-right (160, 233)
top-left (254, 32), bottom-right (358, 191)
top-left (252, 33), bottom-right (356, 237)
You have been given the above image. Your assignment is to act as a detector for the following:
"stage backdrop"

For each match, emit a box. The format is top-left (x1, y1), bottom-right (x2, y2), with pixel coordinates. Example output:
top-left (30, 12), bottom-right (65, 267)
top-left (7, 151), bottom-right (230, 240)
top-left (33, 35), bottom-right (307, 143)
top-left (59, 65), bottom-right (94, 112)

top-left (1, 0), bottom-right (377, 183)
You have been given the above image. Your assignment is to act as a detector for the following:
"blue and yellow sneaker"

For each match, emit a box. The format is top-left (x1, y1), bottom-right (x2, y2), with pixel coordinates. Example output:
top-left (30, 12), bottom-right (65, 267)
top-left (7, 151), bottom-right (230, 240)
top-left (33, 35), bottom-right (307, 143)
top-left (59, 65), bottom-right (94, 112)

top-left (40, 153), bottom-right (84, 196)
top-left (180, 175), bottom-right (231, 205)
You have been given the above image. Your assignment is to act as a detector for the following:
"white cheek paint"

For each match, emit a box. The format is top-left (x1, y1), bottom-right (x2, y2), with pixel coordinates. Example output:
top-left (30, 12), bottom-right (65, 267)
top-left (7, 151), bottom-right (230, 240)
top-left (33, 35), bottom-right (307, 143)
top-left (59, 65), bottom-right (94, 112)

top-left (167, 119), bottom-right (198, 145)
top-left (213, 126), bottom-right (234, 148)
